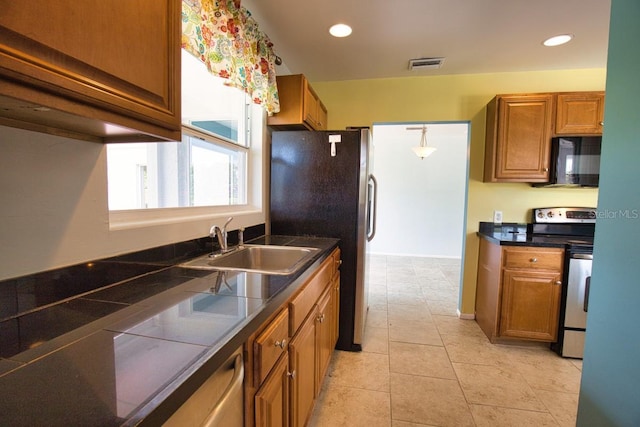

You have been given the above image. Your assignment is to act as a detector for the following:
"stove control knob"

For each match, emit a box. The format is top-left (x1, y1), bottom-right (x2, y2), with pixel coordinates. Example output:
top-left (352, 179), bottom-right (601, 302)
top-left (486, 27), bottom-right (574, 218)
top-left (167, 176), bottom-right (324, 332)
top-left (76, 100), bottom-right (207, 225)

top-left (537, 211), bottom-right (545, 218)
top-left (547, 211), bottom-right (554, 218)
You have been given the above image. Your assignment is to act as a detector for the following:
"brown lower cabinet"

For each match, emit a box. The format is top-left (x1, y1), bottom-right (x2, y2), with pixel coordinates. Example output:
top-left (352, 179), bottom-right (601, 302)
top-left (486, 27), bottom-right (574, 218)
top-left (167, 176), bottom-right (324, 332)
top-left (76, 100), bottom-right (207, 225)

top-left (500, 269), bottom-right (562, 341)
top-left (315, 287), bottom-right (333, 395)
top-left (255, 354), bottom-right (290, 427)
top-left (289, 309), bottom-right (318, 427)
top-left (246, 247), bottom-right (341, 427)
top-left (475, 239), bottom-right (563, 343)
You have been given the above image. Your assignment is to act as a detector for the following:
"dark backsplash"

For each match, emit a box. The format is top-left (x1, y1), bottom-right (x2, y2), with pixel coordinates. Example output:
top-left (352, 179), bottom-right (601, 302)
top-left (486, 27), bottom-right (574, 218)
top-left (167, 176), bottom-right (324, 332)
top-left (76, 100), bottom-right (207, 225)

top-left (0, 223), bottom-right (266, 322)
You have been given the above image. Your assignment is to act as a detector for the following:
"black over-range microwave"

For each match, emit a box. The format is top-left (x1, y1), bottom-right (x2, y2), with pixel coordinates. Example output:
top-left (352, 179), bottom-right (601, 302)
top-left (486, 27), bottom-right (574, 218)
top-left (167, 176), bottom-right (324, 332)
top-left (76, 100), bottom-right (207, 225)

top-left (535, 136), bottom-right (602, 187)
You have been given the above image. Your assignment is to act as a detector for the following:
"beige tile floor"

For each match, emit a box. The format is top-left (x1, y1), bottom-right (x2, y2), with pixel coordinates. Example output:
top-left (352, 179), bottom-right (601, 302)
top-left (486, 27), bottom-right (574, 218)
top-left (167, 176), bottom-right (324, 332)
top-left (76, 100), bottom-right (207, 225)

top-left (308, 255), bottom-right (583, 427)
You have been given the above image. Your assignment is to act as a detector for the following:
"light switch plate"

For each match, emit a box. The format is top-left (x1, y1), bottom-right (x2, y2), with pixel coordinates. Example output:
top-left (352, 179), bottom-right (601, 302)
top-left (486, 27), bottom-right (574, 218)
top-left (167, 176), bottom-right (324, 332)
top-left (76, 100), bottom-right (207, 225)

top-left (493, 210), bottom-right (503, 224)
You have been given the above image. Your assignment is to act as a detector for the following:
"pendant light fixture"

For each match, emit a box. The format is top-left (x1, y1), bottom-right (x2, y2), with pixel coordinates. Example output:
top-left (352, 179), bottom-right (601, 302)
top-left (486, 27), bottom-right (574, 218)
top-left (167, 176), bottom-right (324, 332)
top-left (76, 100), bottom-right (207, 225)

top-left (407, 125), bottom-right (436, 159)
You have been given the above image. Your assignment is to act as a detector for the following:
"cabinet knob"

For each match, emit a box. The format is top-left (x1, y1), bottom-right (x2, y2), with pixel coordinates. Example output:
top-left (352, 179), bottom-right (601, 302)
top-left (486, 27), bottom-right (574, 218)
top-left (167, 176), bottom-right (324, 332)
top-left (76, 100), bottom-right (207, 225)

top-left (317, 313), bottom-right (326, 323)
top-left (555, 281), bottom-right (562, 286)
top-left (599, 121), bottom-right (604, 126)
top-left (274, 339), bottom-right (287, 349)
top-left (287, 370), bottom-right (297, 379)
top-left (530, 258), bottom-right (538, 263)
top-left (543, 168), bottom-right (549, 172)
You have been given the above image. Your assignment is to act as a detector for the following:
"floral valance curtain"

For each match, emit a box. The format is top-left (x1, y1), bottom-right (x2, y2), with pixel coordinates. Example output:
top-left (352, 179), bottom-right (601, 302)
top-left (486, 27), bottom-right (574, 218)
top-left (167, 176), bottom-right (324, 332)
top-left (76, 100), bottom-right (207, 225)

top-left (182, 0), bottom-right (280, 114)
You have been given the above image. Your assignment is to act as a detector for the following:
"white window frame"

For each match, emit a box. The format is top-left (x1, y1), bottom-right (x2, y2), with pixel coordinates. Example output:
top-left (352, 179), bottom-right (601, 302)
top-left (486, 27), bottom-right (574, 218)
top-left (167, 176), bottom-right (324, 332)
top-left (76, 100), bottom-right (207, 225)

top-left (108, 110), bottom-right (266, 231)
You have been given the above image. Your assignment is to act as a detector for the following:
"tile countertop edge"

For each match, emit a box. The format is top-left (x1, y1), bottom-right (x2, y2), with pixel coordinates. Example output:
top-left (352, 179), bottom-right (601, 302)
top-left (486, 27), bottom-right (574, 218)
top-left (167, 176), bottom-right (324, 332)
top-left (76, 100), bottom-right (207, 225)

top-left (128, 236), bottom-right (340, 427)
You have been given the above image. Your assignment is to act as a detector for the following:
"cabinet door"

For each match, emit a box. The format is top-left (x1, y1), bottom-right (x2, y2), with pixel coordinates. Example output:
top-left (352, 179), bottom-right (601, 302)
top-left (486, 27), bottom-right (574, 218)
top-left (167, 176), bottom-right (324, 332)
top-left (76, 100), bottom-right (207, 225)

top-left (500, 269), bottom-right (562, 341)
top-left (302, 84), bottom-right (319, 129)
top-left (255, 354), bottom-right (290, 427)
top-left (289, 310), bottom-right (317, 427)
top-left (316, 101), bottom-right (328, 130)
top-left (315, 287), bottom-right (333, 396)
top-left (0, 0), bottom-right (181, 141)
top-left (484, 94), bottom-right (554, 182)
top-left (331, 271), bottom-right (340, 348)
top-left (555, 92), bottom-right (605, 135)
top-left (475, 238), bottom-right (502, 342)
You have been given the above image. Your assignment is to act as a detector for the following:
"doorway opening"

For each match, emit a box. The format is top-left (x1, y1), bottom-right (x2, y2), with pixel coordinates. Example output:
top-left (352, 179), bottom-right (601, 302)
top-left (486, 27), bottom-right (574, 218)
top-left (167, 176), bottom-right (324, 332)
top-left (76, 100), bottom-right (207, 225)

top-left (369, 121), bottom-right (470, 315)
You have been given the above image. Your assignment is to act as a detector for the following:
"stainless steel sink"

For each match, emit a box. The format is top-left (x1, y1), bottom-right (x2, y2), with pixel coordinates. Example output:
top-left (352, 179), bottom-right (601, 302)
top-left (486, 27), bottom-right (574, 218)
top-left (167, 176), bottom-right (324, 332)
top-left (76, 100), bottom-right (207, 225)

top-left (179, 245), bottom-right (320, 275)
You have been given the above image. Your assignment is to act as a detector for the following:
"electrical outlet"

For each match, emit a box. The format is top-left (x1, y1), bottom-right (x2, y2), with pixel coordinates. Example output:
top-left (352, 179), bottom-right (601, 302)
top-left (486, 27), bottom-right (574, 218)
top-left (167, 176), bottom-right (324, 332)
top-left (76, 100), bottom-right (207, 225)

top-left (493, 210), bottom-right (503, 224)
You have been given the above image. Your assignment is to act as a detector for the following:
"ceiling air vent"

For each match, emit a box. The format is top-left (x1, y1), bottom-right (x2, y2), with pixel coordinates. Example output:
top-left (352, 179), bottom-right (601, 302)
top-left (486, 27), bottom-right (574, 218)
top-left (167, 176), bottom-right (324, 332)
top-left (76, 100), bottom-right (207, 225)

top-left (408, 57), bottom-right (445, 71)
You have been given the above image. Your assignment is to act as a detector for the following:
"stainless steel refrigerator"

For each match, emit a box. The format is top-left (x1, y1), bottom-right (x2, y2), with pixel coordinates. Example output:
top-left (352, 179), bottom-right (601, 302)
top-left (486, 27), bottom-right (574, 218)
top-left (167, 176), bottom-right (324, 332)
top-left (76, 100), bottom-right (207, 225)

top-left (270, 129), bottom-right (377, 351)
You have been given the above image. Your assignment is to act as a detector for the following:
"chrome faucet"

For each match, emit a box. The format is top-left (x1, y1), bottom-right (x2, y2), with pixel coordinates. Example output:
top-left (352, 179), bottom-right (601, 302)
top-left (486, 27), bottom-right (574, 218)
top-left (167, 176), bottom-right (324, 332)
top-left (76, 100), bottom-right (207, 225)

top-left (209, 216), bottom-right (233, 253)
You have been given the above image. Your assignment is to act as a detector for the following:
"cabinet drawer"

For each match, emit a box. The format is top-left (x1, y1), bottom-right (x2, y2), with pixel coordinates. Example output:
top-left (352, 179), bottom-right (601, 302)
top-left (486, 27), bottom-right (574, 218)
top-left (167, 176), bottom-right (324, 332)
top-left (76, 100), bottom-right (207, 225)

top-left (503, 247), bottom-right (563, 271)
top-left (289, 256), bottom-right (332, 335)
top-left (254, 309), bottom-right (289, 384)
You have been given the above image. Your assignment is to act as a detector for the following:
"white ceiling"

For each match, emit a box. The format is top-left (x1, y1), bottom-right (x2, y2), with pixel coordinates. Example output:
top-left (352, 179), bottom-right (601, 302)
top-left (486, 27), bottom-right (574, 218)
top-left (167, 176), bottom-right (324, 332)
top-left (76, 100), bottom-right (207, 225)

top-left (243, 0), bottom-right (611, 83)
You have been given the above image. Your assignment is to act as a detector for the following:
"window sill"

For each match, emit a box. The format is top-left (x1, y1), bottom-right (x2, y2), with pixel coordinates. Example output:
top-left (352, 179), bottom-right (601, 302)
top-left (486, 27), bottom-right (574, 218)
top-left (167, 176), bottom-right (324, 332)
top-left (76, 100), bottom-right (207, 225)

top-left (109, 205), bottom-right (264, 231)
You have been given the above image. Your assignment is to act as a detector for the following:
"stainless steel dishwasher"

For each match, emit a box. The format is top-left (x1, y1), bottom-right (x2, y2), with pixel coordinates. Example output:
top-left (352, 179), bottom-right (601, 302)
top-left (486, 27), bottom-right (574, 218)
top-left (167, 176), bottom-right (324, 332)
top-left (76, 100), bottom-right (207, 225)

top-left (561, 252), bottom-right (593, 358)
top-left (164, 347), bottom-right (244, 427)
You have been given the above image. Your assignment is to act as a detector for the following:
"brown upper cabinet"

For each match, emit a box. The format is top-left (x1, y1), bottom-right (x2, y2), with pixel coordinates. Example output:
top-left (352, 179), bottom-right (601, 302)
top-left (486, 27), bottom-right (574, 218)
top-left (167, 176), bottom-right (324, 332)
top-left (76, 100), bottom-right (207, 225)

top-left (0, 1), bottom-right (181, 143)
top-left (484, 94), bottom-right (554, 183)
top-left (483, 91), bottom-right (605, 183)
top-left (268, 74), bottom-right (328, 131)
top-left (555, 92), bottom-right (605, 135)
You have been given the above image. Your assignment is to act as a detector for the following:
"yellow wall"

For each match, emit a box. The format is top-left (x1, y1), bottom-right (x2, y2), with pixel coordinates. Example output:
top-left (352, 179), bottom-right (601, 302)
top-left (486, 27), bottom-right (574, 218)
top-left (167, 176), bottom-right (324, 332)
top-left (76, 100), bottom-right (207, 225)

top-left (313, 69), bottom-right (604, 316)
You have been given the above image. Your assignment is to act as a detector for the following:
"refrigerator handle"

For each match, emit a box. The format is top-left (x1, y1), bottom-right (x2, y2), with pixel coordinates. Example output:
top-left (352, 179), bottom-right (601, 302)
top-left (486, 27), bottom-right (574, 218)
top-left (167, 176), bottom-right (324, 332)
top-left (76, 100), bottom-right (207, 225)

top-left (367, 174), bottom-right (378, 242)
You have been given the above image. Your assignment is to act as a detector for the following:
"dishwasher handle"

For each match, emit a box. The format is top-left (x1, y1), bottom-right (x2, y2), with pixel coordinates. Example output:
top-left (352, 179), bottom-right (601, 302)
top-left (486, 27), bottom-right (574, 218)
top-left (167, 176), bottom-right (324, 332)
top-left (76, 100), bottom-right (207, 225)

top-left (201, 353), bottom-right (244, 427)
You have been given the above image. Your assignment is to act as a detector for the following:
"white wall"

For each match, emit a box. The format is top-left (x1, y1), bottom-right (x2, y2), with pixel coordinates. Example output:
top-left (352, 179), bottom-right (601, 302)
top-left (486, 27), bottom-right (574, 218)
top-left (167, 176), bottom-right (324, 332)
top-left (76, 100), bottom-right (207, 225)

top-left (369, 122), bottom-right (469, 258)
top-left (0, 125), bottom-right (266, 281)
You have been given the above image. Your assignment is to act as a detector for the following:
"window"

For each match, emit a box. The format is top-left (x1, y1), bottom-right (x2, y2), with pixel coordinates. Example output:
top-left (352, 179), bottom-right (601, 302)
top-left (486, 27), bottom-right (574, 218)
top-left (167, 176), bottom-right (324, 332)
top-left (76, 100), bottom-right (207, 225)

top-left (107, 50), bottom-right (265, 229)
top-left (180, 50), bottom-right (252, 148)
top-left (106, 133), bottom-right (246, 210)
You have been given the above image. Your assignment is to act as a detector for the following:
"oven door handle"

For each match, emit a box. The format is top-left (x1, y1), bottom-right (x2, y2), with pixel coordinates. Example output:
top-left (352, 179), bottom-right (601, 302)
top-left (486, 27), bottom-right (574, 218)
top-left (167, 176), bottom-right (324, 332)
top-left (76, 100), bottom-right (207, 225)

top-left (573, 253), bottom-right (593, 260)
top-left (584, 276), bottom-right (591, 312)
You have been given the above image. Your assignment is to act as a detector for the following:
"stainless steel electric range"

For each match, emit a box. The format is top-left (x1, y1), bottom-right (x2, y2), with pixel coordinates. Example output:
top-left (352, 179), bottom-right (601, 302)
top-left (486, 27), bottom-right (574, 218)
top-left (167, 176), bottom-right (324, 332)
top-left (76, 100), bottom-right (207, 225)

top-left (530, 207), bottom-right (596, 359)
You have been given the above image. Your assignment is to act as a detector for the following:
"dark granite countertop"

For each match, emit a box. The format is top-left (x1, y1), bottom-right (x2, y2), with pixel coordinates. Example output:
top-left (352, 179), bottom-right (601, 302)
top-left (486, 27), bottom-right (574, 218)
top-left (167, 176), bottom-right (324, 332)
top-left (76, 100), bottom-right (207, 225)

top-left (477, 222), bottom-right (593, 248)
top-left (0, 235), bottom-right (339, 426)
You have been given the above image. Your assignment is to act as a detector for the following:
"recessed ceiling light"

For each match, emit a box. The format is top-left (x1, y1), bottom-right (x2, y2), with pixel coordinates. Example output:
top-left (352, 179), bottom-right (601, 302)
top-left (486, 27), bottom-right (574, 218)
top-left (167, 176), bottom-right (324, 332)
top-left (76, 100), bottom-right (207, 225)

top-left (329, 23), bottom-right (352, 38)
top-left (543, 34), bottom-right (574, 47)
